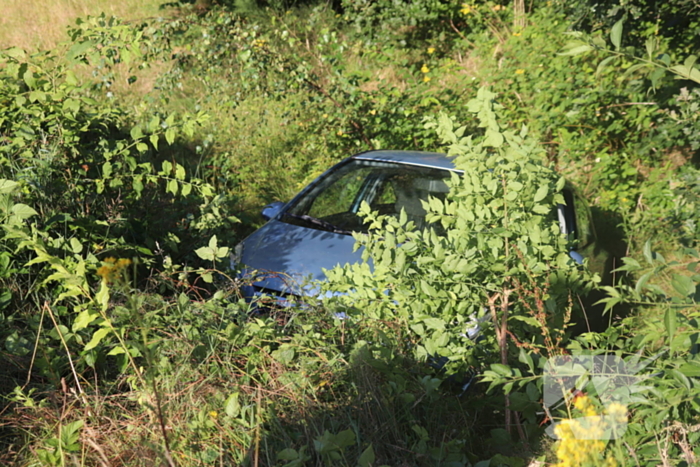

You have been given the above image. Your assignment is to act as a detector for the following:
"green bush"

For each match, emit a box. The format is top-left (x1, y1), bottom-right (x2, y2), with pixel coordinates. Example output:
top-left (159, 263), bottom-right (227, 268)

top-left (324, 88), bottom-right (597, 379)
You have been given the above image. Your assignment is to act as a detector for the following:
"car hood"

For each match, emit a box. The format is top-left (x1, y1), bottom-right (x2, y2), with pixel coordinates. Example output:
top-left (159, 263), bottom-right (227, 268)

top-left (238, 219), bottom-right (361, 296)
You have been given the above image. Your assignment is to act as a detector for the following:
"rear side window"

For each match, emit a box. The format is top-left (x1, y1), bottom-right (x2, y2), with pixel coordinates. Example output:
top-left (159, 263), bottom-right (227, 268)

top-left (562, 187), bottom-right (594, 248)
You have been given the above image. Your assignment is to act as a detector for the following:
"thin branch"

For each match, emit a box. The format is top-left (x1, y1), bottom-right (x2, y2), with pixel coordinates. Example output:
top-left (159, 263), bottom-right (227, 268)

top-left (44, 302), bottom-right (85, 399)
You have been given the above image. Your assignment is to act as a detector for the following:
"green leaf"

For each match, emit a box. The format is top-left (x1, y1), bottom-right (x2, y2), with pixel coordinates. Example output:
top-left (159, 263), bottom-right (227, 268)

top-left (558, 43), bottom-right (594, 56)
top-left (130, 125), bottom-right (143, 141)
top-left (102, 161), bottom-right (112, 179)
top-left (669, 64), bottom-right (700, 84)
top-left (642, 240), bottom-right (654, 265)
top-left (357, 444), bottom-right (375, 467)
top-left (671, 274), bottom-right (695, 297)
top-left (678, 362), bottom-right (700, 377)
top-left (634, 271), bottom-right (653, 294)
top-left (518, 347), bottom-right (535, 373)
top-left (596, 55), bottom-right (618, 76)
top-left (664, 308), bottom-right (677, 344)
top-left (684, 54), bottom-right (698, 71)
top-left (62, 98), bottom-right (80, 113)
top-left (5, 331), bottom-right (31, 356)
top-left (23, 69), bottom-right (36, 88)
top-left (60, 420), bottom-right (84, 451)
top-left (483, 129), bottom-right (504, 148)
top-left (84, 327), bottom-right (110, 351)
top-left (64, 70), bottom-right (79, 86)
top-left (196, 247), bottom-right (214, 261)
top-left (491, 363), bottom-right (512, 377)
top-left (67, 41), bottom-right (94, 62)
top-left (5, 47), bottom-right (26, 59)
top-left (277, 448), bottom-right (298, 461)
top-left (610, 19), bottom-right (623, 50)
top-left (165, 127), bottom-right (176, 145)
top-left (69, 237), bottom-right (82, 254)
top-left (334, 429), bottom-right (356, 449)
top-left (0, 179), bottom-right (19, 194)
top-left (423, 317), bottom-right (445, 331)
top-left (72, 307), bottom-right (96, 332)
top-left (133, 177), bottom-right (143, 197)
top-left (533, 185), bottom-right (548, 202)
top-left (11, 204), bottom-right (38, 219)
top-left (272, 345), bottom-right (295, 365)
top-left (175, 164), bottom-right (186, 180)
top-left (96, 282), bottom-right (110, 312)
top-left (161, 160), bottom-right (172, 174)
top-left (225, 392), bottom-right (241, 417)
top-left (167, 179), bottom-right (179, 195)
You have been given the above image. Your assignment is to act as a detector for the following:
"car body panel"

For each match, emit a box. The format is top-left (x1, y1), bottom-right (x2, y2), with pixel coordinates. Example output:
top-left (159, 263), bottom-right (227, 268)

top-left (238, 219), bottom-right (360, 296)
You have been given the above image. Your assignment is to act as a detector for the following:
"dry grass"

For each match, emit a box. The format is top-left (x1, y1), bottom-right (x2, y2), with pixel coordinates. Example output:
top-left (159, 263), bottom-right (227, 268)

top-left (0, 0), bottom-right (169, 51)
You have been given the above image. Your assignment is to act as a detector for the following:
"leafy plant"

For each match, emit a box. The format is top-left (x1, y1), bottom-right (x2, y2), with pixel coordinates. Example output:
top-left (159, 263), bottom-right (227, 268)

top-left (324, 87), bottom-right (597, 438)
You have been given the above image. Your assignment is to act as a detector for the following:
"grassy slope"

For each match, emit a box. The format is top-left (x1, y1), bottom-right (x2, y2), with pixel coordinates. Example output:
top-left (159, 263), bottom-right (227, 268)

top-left (0, 0), bottom-right (169, 50)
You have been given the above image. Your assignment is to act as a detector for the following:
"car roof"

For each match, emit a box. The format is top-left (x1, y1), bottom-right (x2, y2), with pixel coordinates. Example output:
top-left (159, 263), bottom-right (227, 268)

top-left (352, 150), bottom-right (455, 171)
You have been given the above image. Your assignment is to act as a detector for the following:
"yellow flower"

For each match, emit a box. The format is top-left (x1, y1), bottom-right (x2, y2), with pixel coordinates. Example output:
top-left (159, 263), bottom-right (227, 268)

top-left (96, 266), bottom-right (111, 280)
top-left (460, 3), bottom-right (472, 15)
top-left (513, 32), bottom-right (521, 36)
top-left (421, 64), bottom-right (430, 73)
top-left (369, 109), bottom-right (376, 115)
top-left (573, 395), bottom-right (598, 417)
top-left (515, 68), bottom-right (525, 74)
top-left (423, 76), bottom-right (431, 83)
top-left (427, 47), bottom-right (436, 54)
top-left (554, 417), bottom-right (606, 467)
top-left (493, 4), bottom-right (503, 11)
top-left (209, 411), bottom-right (218, 418)
top-left (606, 402), bottom-right (628, 424)
top-left (97, 257), bottom-right (132, 284)
top-left (337, 130), bottom-right (344, 136)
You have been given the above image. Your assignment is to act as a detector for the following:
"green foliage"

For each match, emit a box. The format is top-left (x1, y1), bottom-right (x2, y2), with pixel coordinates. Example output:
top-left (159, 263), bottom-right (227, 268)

top-left (483, 243), bottom-right (699, 465)
top-left (324, 87), bottom-right (597, 377)
top-left (154, 6), bottom-right (477, 209)
top-left (553, 0), bottom-right (700, 51)
top-left (2, 1), bottom-right (700, 465)
top-left (340, 0), bottom-right (460, 46)
top-left (0, 18), bottom-right (241, 393)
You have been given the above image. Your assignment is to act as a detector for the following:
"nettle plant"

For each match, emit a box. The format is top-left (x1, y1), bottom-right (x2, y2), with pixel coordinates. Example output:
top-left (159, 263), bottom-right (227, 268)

top-left (323, 87), bottom-right (597, 422)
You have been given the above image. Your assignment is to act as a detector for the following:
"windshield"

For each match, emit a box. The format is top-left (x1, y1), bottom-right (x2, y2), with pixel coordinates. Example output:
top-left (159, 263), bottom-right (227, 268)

top-left (283, 159), bottom-right (452, 234)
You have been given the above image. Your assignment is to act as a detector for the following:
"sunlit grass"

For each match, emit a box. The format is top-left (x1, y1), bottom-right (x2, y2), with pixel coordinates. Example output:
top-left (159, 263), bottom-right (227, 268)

top-left (0, 0), bottom-right (170, 50)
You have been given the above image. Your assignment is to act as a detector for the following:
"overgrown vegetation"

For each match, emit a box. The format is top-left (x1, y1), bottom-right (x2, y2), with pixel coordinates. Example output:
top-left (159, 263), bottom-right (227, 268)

top-left (1, 0), bottom-right (698, 466)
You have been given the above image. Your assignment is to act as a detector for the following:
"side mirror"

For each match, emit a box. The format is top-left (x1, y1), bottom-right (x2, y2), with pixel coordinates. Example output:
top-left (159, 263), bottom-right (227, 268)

top-left (261, 201), bottom-right (285, 220)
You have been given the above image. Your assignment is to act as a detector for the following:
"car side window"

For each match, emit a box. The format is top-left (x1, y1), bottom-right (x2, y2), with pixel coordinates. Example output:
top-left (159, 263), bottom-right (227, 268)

top-left (573, 189), bottom-right (595, 248)
top-left (307, 168), bottom-right (370, 219)
top-left (562, 187), bottom-right (594, 249)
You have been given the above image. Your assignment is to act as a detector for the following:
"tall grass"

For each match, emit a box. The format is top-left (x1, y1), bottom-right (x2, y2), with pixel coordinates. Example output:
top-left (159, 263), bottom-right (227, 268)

top-left (0, 0), bottom-right (169, 50)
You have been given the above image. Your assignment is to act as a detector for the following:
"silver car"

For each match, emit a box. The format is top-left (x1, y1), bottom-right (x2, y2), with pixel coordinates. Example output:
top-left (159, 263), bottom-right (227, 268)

top-left (231, 150), bottom-right (596, 305)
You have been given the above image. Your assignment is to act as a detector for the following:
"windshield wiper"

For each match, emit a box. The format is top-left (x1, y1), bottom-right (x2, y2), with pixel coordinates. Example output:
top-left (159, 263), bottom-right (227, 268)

top-left (282, 213), bottom-right (353, 235)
